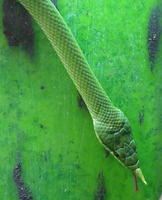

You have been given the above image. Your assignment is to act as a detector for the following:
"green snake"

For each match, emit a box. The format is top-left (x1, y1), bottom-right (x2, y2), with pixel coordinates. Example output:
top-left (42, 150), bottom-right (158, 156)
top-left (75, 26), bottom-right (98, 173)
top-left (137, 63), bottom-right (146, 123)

top-left (18, 0), bottom-right (147, 184)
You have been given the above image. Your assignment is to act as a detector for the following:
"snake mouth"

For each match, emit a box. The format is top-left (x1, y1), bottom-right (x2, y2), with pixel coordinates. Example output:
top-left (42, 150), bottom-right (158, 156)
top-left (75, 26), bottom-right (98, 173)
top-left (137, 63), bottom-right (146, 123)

top-left (134, 168), bottom-right (147, 185)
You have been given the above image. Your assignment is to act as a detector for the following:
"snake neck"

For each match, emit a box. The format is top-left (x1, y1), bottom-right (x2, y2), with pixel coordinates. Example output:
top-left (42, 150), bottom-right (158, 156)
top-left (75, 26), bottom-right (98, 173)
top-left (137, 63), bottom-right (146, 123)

top-left (18, 0), bottom-right (117, 120)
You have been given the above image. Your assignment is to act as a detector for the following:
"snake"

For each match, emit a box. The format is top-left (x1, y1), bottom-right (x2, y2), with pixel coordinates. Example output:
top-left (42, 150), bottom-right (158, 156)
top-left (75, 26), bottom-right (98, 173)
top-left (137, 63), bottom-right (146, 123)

top-left (18, 0), bottom-right (147, 185)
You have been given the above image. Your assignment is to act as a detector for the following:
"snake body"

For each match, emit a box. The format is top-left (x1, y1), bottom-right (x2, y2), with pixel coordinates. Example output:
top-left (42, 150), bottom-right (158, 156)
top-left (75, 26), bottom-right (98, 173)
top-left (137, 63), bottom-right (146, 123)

top-left (18, 0), bottom-right (146, 184)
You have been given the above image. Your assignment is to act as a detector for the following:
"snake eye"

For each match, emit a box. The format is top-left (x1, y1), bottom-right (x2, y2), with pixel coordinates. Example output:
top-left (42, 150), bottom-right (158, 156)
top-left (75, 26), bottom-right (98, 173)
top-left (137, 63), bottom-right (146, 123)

top-left (115, 148), bottom-right (126, 159)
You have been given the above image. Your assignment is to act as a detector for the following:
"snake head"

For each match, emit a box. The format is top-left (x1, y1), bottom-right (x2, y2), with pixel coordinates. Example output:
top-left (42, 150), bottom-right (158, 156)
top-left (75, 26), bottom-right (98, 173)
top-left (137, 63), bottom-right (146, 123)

top-left (93, 111), bottom-right (147, 184)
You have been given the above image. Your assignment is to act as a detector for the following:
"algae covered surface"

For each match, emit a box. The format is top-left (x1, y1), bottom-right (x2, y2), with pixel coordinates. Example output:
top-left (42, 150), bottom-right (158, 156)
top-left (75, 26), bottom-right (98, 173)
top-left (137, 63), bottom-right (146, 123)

top-left (0, 0), bottom-right (162, 199)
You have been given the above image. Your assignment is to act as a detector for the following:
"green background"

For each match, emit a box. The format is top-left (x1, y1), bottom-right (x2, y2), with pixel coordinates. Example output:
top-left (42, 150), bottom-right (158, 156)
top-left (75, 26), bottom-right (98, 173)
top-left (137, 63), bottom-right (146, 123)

top-left (0, 0), bottom-right (162, 199)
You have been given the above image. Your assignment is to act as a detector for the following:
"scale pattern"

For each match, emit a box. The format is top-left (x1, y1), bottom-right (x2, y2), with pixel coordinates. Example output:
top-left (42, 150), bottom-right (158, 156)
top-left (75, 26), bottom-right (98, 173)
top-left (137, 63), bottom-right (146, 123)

top-left (19, 0), bottom-right (140, 171)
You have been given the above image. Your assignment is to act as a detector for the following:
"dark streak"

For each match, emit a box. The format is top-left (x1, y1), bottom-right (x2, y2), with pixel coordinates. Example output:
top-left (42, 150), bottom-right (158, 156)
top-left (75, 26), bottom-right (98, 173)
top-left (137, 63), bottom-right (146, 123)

top-left (94, 172), bottom-right (107, 200)
top-left (40, 85), bottom-right (45, 90)
top-left (148, 6), bottom-right (161, 71)
top-left (3, 0), bottom-right (34, 58)
top-left (104, 149), bottom-right (110, 158)
top-left (77, 93), bottom-right (87, 109)
top-left (139, 108), bottom-right (145, 125)
top-left (13, 163), bottom-right (33, 200)
top-left (40, 124), bottom-right (44, 129)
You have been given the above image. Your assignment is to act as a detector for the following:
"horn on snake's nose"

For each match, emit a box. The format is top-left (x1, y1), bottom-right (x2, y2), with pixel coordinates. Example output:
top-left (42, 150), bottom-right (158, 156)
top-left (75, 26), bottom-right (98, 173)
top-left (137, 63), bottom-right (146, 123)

top-left (134, 168), bottom-right (147, 185)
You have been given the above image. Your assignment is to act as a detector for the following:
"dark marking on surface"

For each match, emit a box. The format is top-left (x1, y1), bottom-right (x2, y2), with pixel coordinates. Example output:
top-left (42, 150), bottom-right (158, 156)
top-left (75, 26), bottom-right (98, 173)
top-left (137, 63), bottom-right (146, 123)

top-left (77, 93), bottom-right (87, 109)
top-left (94, 172), bottom-right (107, 200)
top-left (13, 163), bottom-right (33, 200)
top-left (3, 0), bottom-right (34, 58)
top-left (139, 108), bottom-right (145, 125)
top-left (40, 85), bottom-right (45, 90)
top-left (74, 164), bottom-right (81, 169)
top-left (148, 6), bottom-right (161, 71)
top-left (104, 149), bottom-right (110, 157)
top-left (40, 124), bottom-right (44, 129)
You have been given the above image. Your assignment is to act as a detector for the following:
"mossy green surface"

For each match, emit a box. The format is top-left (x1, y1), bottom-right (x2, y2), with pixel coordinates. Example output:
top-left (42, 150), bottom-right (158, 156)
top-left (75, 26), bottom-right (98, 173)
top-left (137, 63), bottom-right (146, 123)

top-left (0, 0), bottom-right (162, 199)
